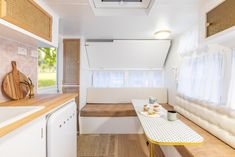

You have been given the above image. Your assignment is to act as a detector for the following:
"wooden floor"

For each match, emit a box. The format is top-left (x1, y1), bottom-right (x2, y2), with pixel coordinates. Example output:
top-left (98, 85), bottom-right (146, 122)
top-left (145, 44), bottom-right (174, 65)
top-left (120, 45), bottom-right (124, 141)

top-left (77, 134), bottom-right (149, 157)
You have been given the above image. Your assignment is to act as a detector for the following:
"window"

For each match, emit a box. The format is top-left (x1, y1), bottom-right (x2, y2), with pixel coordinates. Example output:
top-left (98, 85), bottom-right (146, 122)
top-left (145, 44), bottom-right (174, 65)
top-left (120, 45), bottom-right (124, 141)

top-left (92, 70), bottom-right (163, 88)
top-left (227, 51), bottom-right (235, 110)
top-left (92, 71), bottom-right (124, 87)
top-left (126, 71), bottom-right (163, 87)
top-left (178, 52), bottom-right (224, 104)
top-left (38, 48), bottom-right (58, 93)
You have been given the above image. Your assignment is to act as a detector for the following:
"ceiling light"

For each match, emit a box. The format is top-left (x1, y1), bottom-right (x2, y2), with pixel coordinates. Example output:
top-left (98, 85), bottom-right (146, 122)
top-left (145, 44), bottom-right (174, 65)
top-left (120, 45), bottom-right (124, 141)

top-left (154, 30), bottom-right (171, 39)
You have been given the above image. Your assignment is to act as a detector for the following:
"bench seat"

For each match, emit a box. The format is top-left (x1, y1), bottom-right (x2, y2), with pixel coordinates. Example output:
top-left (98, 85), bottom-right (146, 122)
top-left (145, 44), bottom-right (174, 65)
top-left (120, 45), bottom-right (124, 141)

top-left (80, 103), bottom-right (235, 156)
top-left (160, 104), bottom-right (235, 157)
top-left (80, 103), bottom-right (137, 117)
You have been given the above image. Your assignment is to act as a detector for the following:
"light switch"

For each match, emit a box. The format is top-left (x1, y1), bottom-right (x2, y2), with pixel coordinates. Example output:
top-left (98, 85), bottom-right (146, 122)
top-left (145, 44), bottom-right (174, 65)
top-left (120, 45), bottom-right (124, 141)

top-left (31, 50), bottom-right (38, 58)
top-left (17, 47), bottom-right (27, 56)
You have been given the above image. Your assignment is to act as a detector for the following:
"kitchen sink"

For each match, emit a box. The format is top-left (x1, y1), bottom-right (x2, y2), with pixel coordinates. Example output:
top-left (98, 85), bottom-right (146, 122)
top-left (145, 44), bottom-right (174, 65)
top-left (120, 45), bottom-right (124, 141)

top-left (0, 106), bottom-right (45, 128)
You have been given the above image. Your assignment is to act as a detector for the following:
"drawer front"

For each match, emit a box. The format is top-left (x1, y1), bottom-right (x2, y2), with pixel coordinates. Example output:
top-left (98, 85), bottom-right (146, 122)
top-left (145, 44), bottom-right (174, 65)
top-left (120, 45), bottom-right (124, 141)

top-left (0, 0), bottom-right (52, 41)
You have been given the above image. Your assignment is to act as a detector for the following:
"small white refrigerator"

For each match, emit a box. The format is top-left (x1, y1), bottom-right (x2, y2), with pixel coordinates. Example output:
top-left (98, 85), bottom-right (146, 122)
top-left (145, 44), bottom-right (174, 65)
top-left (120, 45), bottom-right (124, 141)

top-left (47, 101), bottom-right (77, 157)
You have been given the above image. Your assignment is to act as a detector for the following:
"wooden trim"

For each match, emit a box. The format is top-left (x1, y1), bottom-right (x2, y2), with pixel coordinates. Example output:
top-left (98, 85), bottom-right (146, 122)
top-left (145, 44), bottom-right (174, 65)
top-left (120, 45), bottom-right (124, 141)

top-left (0, 0), bottom-right (52, 41)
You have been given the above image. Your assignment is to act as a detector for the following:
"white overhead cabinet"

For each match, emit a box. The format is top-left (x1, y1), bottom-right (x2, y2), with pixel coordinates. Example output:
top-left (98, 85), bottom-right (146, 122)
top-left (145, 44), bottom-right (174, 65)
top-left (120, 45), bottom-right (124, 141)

top-left (0, 117), bottom-right (47, 157)
top-left (86, 40), bottom-right (171, 70)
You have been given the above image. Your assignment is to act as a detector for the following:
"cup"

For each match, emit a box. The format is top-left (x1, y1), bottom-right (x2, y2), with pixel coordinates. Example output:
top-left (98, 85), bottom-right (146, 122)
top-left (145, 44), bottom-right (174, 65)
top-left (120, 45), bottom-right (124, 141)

top-left (167, 111), bottom-right (177, 121)
top-left (149, 97), bottom-right (157, 104)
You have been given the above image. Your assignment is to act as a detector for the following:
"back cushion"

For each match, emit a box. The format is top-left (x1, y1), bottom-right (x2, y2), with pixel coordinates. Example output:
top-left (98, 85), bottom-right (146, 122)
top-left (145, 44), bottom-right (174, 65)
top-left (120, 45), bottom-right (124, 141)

top-left (86, 88), bottom-right (168, 103)
top-left (175, 95), bottom-right (235, 148)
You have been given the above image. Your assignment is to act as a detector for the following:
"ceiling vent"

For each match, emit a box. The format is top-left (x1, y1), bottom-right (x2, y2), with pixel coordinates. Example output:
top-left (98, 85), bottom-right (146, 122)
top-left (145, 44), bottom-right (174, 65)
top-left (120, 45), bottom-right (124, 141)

top-left (89, 0), bottom-right (156, 16)
top-left (93, 0), bottom-right (150, 8)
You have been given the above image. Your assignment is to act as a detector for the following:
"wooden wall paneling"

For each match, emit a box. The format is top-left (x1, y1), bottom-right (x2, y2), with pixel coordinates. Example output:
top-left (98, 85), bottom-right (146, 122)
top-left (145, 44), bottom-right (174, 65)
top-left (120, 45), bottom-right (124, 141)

top-left (206, 0), bottom-right (235, 37)
top-left (0, 0), bottom-right (52, 41)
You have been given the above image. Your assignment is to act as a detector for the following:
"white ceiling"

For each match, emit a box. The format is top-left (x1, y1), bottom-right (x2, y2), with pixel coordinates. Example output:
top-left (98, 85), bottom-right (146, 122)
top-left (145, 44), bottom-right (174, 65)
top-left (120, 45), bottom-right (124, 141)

top-left (44, 0), bottom-right (200, 39)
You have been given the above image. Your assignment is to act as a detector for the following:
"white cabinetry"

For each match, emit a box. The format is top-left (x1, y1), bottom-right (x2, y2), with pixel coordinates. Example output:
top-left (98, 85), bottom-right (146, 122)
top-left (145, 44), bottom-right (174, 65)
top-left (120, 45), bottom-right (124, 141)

top-left (0, 117), bottom-right (46, 157)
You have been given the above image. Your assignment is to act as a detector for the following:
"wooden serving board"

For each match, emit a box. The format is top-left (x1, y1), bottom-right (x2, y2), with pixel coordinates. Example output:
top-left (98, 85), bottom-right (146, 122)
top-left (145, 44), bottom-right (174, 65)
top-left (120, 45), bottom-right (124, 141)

top-left (2, 61), bottom-right (29, 100)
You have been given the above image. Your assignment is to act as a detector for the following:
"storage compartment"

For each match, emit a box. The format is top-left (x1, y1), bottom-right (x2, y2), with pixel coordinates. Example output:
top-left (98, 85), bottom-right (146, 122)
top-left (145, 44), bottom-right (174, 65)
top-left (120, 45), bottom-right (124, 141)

top-left (0, 0), bottom-right (52, 41)
top-left (206, 0), bottom-right (235, 37)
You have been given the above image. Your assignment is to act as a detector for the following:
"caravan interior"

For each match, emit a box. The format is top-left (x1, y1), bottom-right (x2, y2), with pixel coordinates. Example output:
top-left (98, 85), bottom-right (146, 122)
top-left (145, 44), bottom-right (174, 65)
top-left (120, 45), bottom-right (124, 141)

top-left (0, 0), bottom-right (235, 157)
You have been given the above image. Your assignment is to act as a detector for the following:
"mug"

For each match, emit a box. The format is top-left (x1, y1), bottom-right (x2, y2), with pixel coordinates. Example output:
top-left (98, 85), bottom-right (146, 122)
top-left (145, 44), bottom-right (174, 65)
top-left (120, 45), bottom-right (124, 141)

top-left (167, 111), bottom-right (177, 121)
top-left (149, 97), bottom-right (157, 104)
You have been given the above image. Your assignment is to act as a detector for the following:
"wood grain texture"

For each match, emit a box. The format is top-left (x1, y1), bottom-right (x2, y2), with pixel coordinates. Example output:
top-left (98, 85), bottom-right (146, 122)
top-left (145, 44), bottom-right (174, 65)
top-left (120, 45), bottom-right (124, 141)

top-left (0, 0), bottom-right (52, 41)
top-left (77, 134), bottom-right (149, 157)
top-left (63, 39), bottom-right (80, 93)
top-left (0, 94), bottom-right (78, 137)
top-left (161, 104), bottom-right (235, 157)
top-left (80, 103), bottom-right (137, 117)
top-left (206, 0), bottom-right (235, 37)
top-left (2, 61), bottom-right (29, 100)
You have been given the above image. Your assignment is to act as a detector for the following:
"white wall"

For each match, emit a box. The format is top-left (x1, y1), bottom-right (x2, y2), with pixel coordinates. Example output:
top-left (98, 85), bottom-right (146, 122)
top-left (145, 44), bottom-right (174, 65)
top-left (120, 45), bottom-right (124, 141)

top-left (80, 38), bottom-right (92, 109)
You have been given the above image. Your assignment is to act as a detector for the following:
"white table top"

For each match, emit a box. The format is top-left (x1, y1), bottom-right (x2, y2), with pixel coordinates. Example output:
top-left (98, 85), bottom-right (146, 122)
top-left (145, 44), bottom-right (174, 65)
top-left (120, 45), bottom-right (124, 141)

top-left (132, 99), bottom-right (204, 145)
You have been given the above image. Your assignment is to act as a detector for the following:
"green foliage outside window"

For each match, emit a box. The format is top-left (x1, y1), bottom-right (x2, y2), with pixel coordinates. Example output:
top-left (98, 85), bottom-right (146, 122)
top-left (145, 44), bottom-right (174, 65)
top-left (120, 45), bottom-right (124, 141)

top-left (38, 48), bottom-right (57, 88)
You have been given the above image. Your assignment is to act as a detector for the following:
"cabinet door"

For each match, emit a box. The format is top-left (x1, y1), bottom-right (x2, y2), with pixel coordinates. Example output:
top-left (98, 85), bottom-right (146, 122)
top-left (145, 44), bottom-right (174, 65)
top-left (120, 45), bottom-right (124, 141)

top-left (0, 0), bottom-right (52, 41)
top-left (63, 39), bottom-right (80, 94)
top-left (0, 117), bottom-right (46, 157)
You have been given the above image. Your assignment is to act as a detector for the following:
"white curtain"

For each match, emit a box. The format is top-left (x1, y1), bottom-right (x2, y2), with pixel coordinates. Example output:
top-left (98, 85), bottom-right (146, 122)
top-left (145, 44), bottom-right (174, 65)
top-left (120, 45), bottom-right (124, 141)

top-left (126, 71), bottom-right (163, 87)
top-left (178, 52), bottom-right (224, 104)
top-left (227, 51), bottom-right (235, 110)
top-left (92, 71), bottom-right (124, 87)
top-left (178, 25), bottom-right (199, 56)
top-left (92, 70), bottom-right (164, 88)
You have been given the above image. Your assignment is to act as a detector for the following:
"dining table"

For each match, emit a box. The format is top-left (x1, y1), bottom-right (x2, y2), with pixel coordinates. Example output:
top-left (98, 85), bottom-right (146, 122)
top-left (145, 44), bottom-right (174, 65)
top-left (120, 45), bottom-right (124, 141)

top-left (132, 99), bottom-right (204, 157)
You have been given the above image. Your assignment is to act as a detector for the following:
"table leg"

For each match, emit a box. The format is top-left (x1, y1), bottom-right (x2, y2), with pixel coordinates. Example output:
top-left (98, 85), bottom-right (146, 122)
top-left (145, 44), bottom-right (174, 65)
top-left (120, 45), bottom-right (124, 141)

top-left (149, 142), bottom-right (155, 157)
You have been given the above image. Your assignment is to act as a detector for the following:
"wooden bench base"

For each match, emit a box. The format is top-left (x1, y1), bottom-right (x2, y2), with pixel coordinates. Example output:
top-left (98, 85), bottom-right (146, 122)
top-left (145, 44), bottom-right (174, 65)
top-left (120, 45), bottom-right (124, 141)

top-left (80, 103), bottom-right (137, 117)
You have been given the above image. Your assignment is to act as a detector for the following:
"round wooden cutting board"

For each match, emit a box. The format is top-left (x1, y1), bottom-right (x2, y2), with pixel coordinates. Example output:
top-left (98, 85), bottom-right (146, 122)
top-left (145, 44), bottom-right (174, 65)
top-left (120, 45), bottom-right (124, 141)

top-left (2, 61), bottom-right (30, 100)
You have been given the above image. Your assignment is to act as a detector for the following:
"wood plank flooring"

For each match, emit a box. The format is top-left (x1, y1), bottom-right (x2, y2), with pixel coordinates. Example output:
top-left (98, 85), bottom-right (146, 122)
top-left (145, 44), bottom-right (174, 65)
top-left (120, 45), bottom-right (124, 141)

top-left (77, 134), bottom-right (149, 157)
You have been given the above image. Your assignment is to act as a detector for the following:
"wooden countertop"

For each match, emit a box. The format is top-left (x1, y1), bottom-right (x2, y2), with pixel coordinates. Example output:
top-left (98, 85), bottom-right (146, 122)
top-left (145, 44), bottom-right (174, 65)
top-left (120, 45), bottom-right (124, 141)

top-left (0, 94), bottom-right (78, 138)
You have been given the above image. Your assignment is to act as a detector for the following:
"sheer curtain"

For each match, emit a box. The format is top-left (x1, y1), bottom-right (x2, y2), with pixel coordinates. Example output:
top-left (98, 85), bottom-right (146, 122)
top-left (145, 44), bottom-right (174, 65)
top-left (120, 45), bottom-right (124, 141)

top-left (126, 71), bottom-right (163, 87)
top-left (178, 52), bottom-right (224, 104)
top-left (92, 71), bottom-right (124, 87)
top-left (92, 70), bottom-right (164, 88)
top-left (227, 51), bottom-right (235, 110)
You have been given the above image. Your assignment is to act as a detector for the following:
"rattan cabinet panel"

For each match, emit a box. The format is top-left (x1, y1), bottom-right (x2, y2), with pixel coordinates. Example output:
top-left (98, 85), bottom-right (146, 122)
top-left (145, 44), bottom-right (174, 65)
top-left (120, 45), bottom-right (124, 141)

top-left (0, 0), bottom-right (52, 41)
top-left (206, 0), bottom-right (235, 37)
